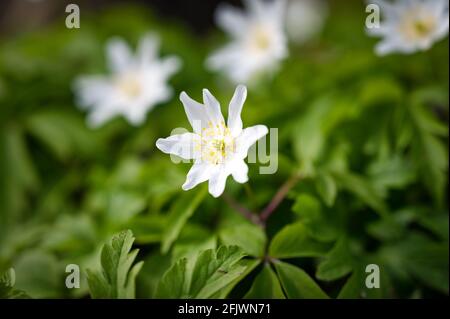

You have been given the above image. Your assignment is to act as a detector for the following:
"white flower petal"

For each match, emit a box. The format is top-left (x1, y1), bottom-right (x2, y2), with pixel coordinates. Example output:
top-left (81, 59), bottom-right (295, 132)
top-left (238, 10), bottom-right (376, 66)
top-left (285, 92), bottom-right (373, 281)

top-left (179, 92), bottom-right (209, 134)
top-left (227, 84), bottom-right (247, 136)
top-left (123, 103), bottom-right (149, 126)
top-left (286, 0), bottom-right (327, 44)
top-left (160, 56), bottom-right (182, 78)
top-left (368, 0), bottom-right (448, 55)
top-left (137, 33), bottom-right (159, 66)
top-left (182, 162), bottom-right (215, 190)
top-left (106, 37), bottom-right (133, 73)
top-left (368, 0), bottom-right (395, 13)
top-left (75, 34), bottom-right (180, 127)
top-left (202, 89), bottom-right (225, 125)
top-left (206, 45), bottom-right (255, 84)
top-left (245, 0), bottom-right (266, 18)
top-left (235, 124), bottom-right (269, 158)
top-left (208, 170), bottom-right (229, 197)
top-left (73, 76), bottom-right (113, 109)
top-left (434, 13), bottom-right (449, 40)
top-left (267, 0), bottom-right (287, 23)
top-left (230, 159), bottom-right (249, 184)
top-left (155, 133), bottom-right (200, 160)
top-left (208, 0), bottom-right (288, 84)
top-left (87, 102), bottom-right (120, 128)
top-left (215, 3), bottom-right (248, 38)
top-left (375, 39), bottom-right (399, 56)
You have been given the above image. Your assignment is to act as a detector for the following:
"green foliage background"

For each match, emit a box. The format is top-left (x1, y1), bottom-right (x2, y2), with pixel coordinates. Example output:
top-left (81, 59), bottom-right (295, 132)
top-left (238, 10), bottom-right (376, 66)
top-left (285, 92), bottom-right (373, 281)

top-left (0, 2), bottom-right (448, 299)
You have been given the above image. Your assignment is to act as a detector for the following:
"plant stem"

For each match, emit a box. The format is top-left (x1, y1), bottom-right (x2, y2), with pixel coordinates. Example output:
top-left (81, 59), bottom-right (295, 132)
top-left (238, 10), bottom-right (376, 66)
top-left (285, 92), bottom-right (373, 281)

top-left (222, 192), bottom-right (261, 226)
top-left (259, 174), bottom-right (302, 224)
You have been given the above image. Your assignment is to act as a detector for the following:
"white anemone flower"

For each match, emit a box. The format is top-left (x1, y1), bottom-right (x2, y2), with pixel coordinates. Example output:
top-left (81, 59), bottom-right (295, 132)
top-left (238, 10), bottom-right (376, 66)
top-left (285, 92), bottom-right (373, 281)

top-left (367, 0), bottom-right (449, 56)
top-left (285, 0), bottom-right (328, 45)
top-left (74, 34), bottom-right (181, 127)
top-left (156, 85), bottom-right (268, 198)
top-left (206, 0), bottom-right (288, 84)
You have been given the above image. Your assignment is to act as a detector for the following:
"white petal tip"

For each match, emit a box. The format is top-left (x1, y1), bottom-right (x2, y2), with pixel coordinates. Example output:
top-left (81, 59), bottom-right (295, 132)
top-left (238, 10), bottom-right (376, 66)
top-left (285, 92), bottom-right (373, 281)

top-left (155, 138), bottom-right (166, 151)
top-left (179, 91), bottom-right (188, 101)
top-left (261, 125), bottom-right (269, 136)
top-left (237, 177), bottom-right (249, 184)
top-left (209, 190), bottom-right (222, 198)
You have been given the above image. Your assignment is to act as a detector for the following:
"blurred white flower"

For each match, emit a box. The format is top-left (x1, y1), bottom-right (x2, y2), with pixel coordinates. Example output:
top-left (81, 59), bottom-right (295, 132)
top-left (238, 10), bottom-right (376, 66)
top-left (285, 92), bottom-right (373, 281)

top-left (74, 34), bottom-right (181, 127)
top-left (206, 0), bottom-right (288, 84)
top-left (285, 0), bottom-right (328, 45)
top-left (156, 85), bottom-right (268, 198)
top-left (367, 0), bottom-right (449, 56)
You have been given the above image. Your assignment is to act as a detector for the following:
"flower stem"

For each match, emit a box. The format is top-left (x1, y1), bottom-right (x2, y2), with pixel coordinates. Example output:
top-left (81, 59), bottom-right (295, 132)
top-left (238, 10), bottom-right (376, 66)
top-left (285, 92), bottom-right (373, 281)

top-left (222, 192), bottom-right (261, 226)
top-left (259, 173), bottom-right (302, 224)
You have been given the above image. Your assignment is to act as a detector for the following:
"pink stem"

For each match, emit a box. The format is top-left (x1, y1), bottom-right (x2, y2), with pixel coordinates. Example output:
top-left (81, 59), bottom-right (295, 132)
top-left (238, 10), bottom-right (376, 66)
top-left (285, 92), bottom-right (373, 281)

top-left (222, 192), bottom-right (261, 226)
top-left (259, 174), bottom-right (302, 224)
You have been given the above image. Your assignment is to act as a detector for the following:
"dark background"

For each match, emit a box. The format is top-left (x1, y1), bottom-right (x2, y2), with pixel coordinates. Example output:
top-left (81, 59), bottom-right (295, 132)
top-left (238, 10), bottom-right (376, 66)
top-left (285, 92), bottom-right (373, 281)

top-left (0, 0), bottom-right (244, 36)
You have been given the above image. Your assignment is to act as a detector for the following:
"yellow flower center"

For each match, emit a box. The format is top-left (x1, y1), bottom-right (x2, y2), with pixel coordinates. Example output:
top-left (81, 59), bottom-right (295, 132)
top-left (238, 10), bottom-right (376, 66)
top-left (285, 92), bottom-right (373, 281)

top-left (400, 11), bottom-right (436, 41)
top-left (250, 25), bottom-right (272, 51)
top-left (116, 72), bottom-right (142, 98)
top-left (196, 121), bottom-right (235, 165)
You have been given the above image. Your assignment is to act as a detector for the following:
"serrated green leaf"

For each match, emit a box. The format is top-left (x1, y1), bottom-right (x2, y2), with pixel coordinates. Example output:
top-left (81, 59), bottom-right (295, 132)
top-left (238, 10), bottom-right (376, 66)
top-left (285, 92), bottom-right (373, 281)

top-left (155, 245), bottom-right (249, 299)
top-left (0, 268), bottom-right (30, 299)
top-left (211, 258), bottom-right (260, 298)
top-left (86, 230), bottom-right (143, 299)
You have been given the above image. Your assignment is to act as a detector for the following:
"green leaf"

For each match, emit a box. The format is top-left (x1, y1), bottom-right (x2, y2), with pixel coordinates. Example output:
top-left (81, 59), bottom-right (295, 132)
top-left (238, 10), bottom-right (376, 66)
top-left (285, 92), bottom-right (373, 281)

top-left (338, 263), bottom-right (393, 299)
top-left (86, 230), bottom-right (144, 299)
top-left (269, 222), bottom-right (331, 259)
top-left (292, 194), bottom-right (338, 242)
top-left (0, 268), bottom-right (30, 299)
top-left (316, 238), bottom-right (353, 281)
top-left (333, 171), bottom-right (388, 217)
top-left (155, 245), bottom-right (249, 298)
top-left (244, 264), bottom-right (285, 299)
top-left (292, 98), bottom-right (330, 174)
top-left (219, 223), bottom-right (266, 257)
top-left (161, 187), bottom-right (206, 254)
top-left (337, 269), bottom-right (365, 299)
top-left (409, 90), bottom-right (449, 205)
top-left (211, 259), bottom-right (260, 298)
top-left (368, 154), bottom-right (416, 195)
top-left (127, 214), bottom-right (167, 244)
top-left (0, 126), bottom-right (38, 225)
top-left (105, 190), bottom-right (147, 226)
top-left (315, 171), bottom-right (337, 207)
top-left (25, 110), bottom-right (99, 161)
top-left (136, 252), bottom-right (172, 298)
top-left (381, 233), bottom-right (449, 294)
top-left (13, 250), bottom-right (62, 298)
top-left (274, 261), bottom-right (328, 299)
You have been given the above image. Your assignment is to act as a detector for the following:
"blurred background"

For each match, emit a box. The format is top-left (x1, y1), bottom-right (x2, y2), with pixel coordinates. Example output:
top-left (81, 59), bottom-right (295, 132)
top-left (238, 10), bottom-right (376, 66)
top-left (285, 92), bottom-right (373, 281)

top-left (0, 0), bottom-right (240, 35)
top-left (0, 0), bottom-right (448, 299)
